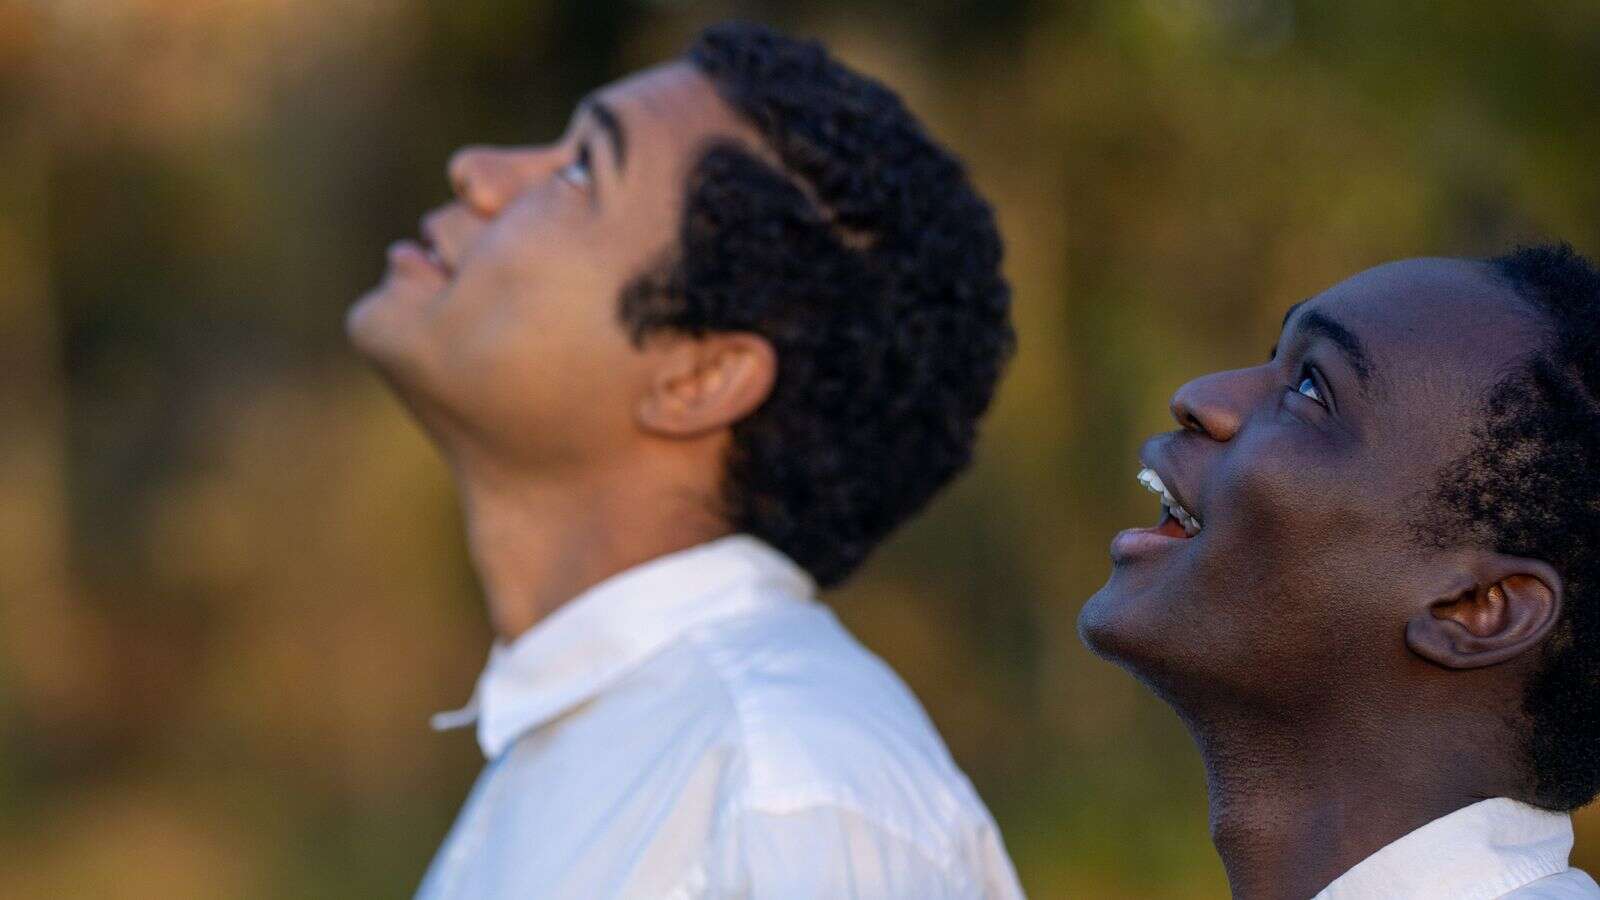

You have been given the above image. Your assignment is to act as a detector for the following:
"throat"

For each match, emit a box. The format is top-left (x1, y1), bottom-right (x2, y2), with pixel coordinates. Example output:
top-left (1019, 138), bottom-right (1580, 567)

top-left (452, 459), bottom-right (730, 640)
top-left (1196, 724), bottom-right (1505, 900)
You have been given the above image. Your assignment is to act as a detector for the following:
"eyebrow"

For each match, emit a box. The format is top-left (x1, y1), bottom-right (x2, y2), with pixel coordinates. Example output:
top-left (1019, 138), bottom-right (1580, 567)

top-left (1280, 307), bottom-right (1375, 395)
top-left (1300, 310), bottom-right (1373, 384)
top-left (578, 96), bottom-right (627, 173)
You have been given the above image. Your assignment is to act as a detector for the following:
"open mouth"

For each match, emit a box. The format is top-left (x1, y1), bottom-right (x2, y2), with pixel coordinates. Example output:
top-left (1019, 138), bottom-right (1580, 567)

top-left (1137, 467), bottom-right (1202, 538)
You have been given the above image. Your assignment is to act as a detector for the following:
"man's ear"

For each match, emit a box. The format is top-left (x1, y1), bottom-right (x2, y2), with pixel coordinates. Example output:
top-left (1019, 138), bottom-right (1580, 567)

top-left (635, 332), bottom-right (777, 438)
top-left (1406, 555), bottom-right (1563, 670)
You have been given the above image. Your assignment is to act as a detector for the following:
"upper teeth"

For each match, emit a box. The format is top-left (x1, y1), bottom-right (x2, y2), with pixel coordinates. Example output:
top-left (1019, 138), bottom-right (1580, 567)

top-left (1137, 467), bottom-right (1202, 536)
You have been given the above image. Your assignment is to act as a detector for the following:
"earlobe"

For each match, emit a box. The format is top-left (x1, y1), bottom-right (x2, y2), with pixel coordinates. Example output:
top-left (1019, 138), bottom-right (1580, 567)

top-left (1406, 561), bottom-right (1563, 670)
top-left (635, 333), bottom-right (777, 438)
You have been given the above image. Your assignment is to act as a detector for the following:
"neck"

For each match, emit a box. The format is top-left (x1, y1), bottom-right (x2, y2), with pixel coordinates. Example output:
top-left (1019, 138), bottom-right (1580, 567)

top-left (447, 448), bottom-right (731, 641)
top-left (1188, 706), bottom-right (1507, 900)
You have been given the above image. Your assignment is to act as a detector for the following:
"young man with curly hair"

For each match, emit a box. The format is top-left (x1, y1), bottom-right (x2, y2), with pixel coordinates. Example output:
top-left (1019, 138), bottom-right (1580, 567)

top-left (1080, 244), bottom-right (1600, 899)
top-left (347, 21), bottom-right (1023, 899)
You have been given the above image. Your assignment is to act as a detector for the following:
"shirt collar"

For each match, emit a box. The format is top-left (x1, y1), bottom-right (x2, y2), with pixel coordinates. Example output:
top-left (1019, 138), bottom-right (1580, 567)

top-left (431, 534), bottom-right (816, 759)
top-left (1313, 797), bottom-right (1574, 900)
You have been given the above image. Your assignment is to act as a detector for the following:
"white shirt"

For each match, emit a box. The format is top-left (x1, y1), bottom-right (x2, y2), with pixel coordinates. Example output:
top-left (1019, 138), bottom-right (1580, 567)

top-left (1313, 797), bottom-right (1600, 899)
top-left (416, 535), bottom-right (1025, 899)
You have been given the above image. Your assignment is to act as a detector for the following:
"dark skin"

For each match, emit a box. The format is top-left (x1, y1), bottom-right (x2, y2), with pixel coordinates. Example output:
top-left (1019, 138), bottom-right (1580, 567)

top-left (1079, 257), bottom-right (1565, 900)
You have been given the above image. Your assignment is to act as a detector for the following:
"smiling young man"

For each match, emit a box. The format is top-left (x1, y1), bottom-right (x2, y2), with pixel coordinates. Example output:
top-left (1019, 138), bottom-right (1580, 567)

top-left (1080, 245), bottom-right (1600, 899)
top-left (345, 21), bottom-right (1022, 900)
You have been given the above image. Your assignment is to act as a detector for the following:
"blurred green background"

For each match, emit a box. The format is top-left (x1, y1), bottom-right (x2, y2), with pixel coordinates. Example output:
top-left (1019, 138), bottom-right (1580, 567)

top-left (4, 0), bottom-right (1600, 896)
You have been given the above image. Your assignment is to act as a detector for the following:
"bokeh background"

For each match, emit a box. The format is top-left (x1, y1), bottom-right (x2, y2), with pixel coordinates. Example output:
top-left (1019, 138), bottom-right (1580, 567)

top-left (5, 0), bottom-right (1600, 896)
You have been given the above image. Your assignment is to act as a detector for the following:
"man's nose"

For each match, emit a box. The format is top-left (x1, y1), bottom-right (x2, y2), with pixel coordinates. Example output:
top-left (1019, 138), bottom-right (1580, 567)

top-left (1169, 368), bottom-right (1260, 442)
top-left (447, 145), bottom-right (555, 215)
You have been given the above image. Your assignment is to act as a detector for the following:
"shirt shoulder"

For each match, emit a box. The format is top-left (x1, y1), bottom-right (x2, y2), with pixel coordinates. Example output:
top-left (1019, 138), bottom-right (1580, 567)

top-left (678, 592), bottom-right (1003, 859)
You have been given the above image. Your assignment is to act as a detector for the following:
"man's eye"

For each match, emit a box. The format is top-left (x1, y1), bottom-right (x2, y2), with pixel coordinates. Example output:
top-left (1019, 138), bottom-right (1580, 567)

top-left (1296, 372), bottom-right (1324, 405)
top-left (558, 145), bottom-right (593, 188)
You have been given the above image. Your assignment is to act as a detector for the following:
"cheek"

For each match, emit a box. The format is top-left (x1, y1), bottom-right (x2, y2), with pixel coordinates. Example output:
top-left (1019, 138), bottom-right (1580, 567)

top-left (435, 271), bottom-right (643, 431)
top-left (438, 205), bottom-right (620, 349)
top-left (1223, 420), bottom-right (1365, 521)
top-left (418, 186), bottom-right (674, 434)
top-left (1203, 426), bottom-right (1382, 585)
top-left (477, 200), bottom-right (592, 288)
top-left (1203, 427), bottom-right (1411, 637)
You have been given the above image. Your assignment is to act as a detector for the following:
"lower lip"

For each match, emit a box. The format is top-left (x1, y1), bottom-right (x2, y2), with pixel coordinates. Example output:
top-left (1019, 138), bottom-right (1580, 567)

top-left (1109, 526), bottom-right (1191, 564)
top-left (386, 239), bottom-right (450, 280)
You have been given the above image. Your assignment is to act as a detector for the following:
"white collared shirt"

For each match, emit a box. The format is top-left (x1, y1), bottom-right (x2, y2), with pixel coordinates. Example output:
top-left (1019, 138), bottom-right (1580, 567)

top-left (1313, 797), bottom-right (1599, 899)
top-left (416, 535), bottom-right (1025, 899)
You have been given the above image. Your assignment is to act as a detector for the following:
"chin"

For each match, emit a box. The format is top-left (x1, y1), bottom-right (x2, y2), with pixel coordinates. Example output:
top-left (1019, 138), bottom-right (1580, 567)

top-left (347, 279), bottom-right (434, 366)
top-left (1079, 556), bottom-right (1184, 659)
top-left (1083, 577), bottom-right (1296, 730)
top-left (346, 288), bottom-right (460, 434)
top-left (1078, 574), bottom-right (1207, 702)
top-left (345, 293), bottom-right (385, 356)
top-left (1078, 579), bottom-right (1150, 668)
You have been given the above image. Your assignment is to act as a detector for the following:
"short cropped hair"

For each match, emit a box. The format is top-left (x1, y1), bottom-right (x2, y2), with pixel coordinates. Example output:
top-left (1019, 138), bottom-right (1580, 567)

top-left (1421, 243), bottom-right (1600, 810)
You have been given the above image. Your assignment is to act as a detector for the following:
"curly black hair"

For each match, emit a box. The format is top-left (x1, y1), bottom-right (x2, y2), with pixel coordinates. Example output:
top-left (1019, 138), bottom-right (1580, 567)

top-left (1419, 243), bottom-right (1600, 810)
top-left (616, 21), bottom-right (1014, 587)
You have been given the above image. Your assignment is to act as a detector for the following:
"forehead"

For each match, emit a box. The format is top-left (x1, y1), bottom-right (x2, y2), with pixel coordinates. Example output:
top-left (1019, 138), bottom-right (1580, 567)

top-left (588, 60), bottom-right (762, 163)
top-left (1297, 257), bottom-right (1547, 404)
